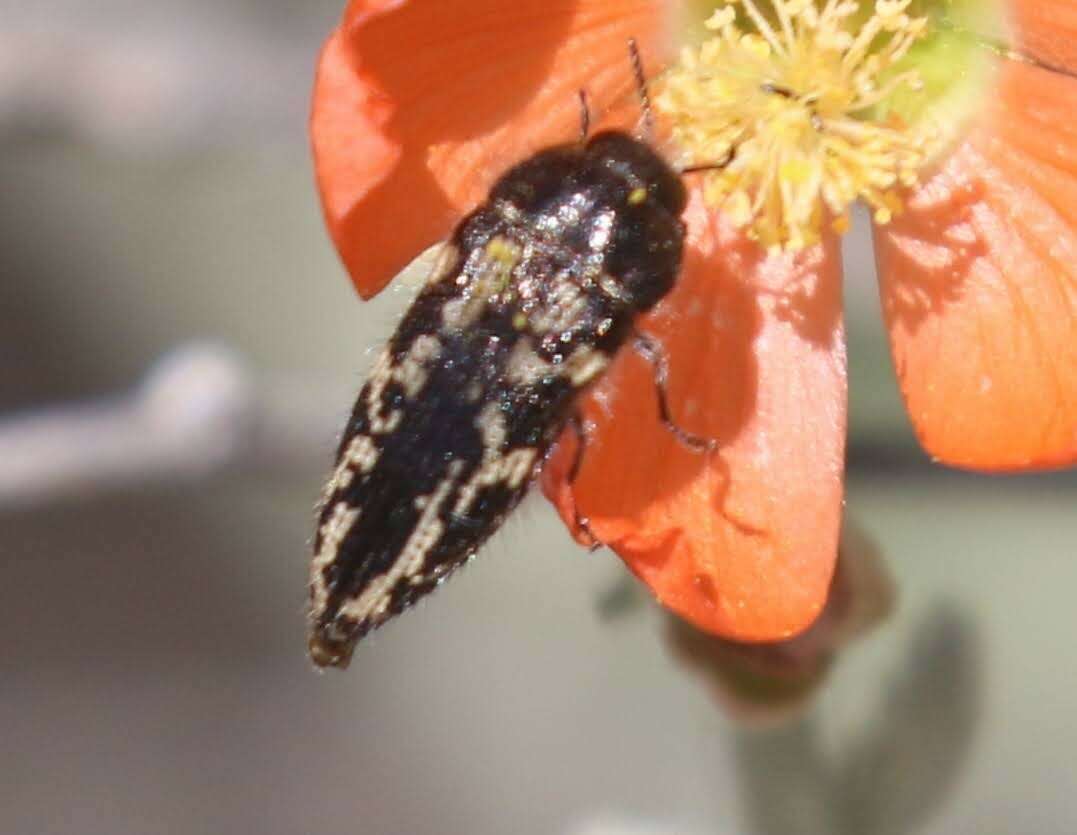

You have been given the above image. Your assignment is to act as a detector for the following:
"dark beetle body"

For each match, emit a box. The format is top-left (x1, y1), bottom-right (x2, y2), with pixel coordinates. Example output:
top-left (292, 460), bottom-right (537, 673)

top-left (309, 131), bottom-right (687, 667)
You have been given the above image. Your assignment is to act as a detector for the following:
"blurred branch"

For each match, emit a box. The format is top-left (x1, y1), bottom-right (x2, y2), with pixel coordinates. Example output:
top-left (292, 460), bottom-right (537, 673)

top-left (0, 342), bottom-right (343, 508)
top-left (4, 339), bottom-right (1073, 510)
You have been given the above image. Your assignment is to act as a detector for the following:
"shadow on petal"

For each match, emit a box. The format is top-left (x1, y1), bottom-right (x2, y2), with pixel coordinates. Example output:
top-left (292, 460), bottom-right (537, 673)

top-left (1007, 0), bottom-right (1077, 75)
top-left (315, 0), bottom-right (673, 296)
top-left (544, 197), bottom-right (847, 641)
top-left (876, 60), bottom-right (1077, 471)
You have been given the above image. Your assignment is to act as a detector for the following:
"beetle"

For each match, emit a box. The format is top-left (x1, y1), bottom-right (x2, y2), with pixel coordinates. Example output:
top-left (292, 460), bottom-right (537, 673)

top-left (307, 44), bottom-right (724, 668)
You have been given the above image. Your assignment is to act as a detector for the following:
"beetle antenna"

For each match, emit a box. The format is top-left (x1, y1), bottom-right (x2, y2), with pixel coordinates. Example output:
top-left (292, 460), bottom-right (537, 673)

top-left (577, 89), bottom-right (591, 141)
top-left (628, 38), bottom-right (654, 141)
top-left (680, 145), bottom-right (738, 175)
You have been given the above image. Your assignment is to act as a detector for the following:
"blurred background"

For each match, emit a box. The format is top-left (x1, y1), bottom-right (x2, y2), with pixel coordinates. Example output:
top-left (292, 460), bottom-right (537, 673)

top-left (3, 2), bottom-right (1076, 833)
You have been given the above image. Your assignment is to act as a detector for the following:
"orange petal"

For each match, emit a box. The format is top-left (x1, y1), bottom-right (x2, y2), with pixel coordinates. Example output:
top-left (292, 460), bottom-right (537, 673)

top-left (311, 0), bottom-right (673, 298)
top-left (543, 196), bottom-right (847, 641)
top-left (874, 59), bottom-right (1077, 471)
top-left (1006, 0), bottom-right (1077, 74)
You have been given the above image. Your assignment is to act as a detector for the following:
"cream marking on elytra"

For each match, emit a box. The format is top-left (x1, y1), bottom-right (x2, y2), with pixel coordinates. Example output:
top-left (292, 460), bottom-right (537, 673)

top-left (440, 296), bottom-right (475, 331)
top-left (441, 236), bottom-right (521, 330)
top-left (451, 448), bottom-right (539, 519)
top-left (393, 334), bottom-right (442, 397)
top-left (562, 345), bottom-right (609, 387)
top-left (504, 337), bottom-right (553, 386)
top-left (319, 434), bottom-right (382, 505)
top-left (529, 279), bottom-right (589, 333)
top-left (310, 502), bottom-right (362, 614)
top-left (505, 337), bottom-right (609, 389)
top-left (587, 210), bottom-right (616, 251)
top-left (477, 400), bottom-right (508, 448)
top-left (338, 461), bottom-right (464, 623)
top-left (598, 274), bottom-right (630, 302)
top-left (452, 402), bottom-right (539, 516)
top-left (365, 350), bottom-right (403, 434)
top-left (425, 243), bottom-right (460, 287)
top-left (319, 462), bottom-right (354, 504)
top-left (342, 434), bottom-right (380, 473)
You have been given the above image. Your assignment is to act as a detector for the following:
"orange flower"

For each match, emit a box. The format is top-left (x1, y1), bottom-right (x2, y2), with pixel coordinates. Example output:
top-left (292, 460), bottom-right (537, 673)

top-left (310, 0), bottom-right (1077, 641)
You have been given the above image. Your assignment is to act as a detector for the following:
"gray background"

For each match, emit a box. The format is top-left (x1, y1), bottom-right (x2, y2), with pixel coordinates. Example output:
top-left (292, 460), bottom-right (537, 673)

top-left (3, 2), bottom-right (1076, 833)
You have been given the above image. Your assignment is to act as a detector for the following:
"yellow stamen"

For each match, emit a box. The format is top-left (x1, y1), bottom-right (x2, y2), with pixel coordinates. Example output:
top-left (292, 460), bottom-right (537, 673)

top-left (656, 0), bottom-right (936, 250)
